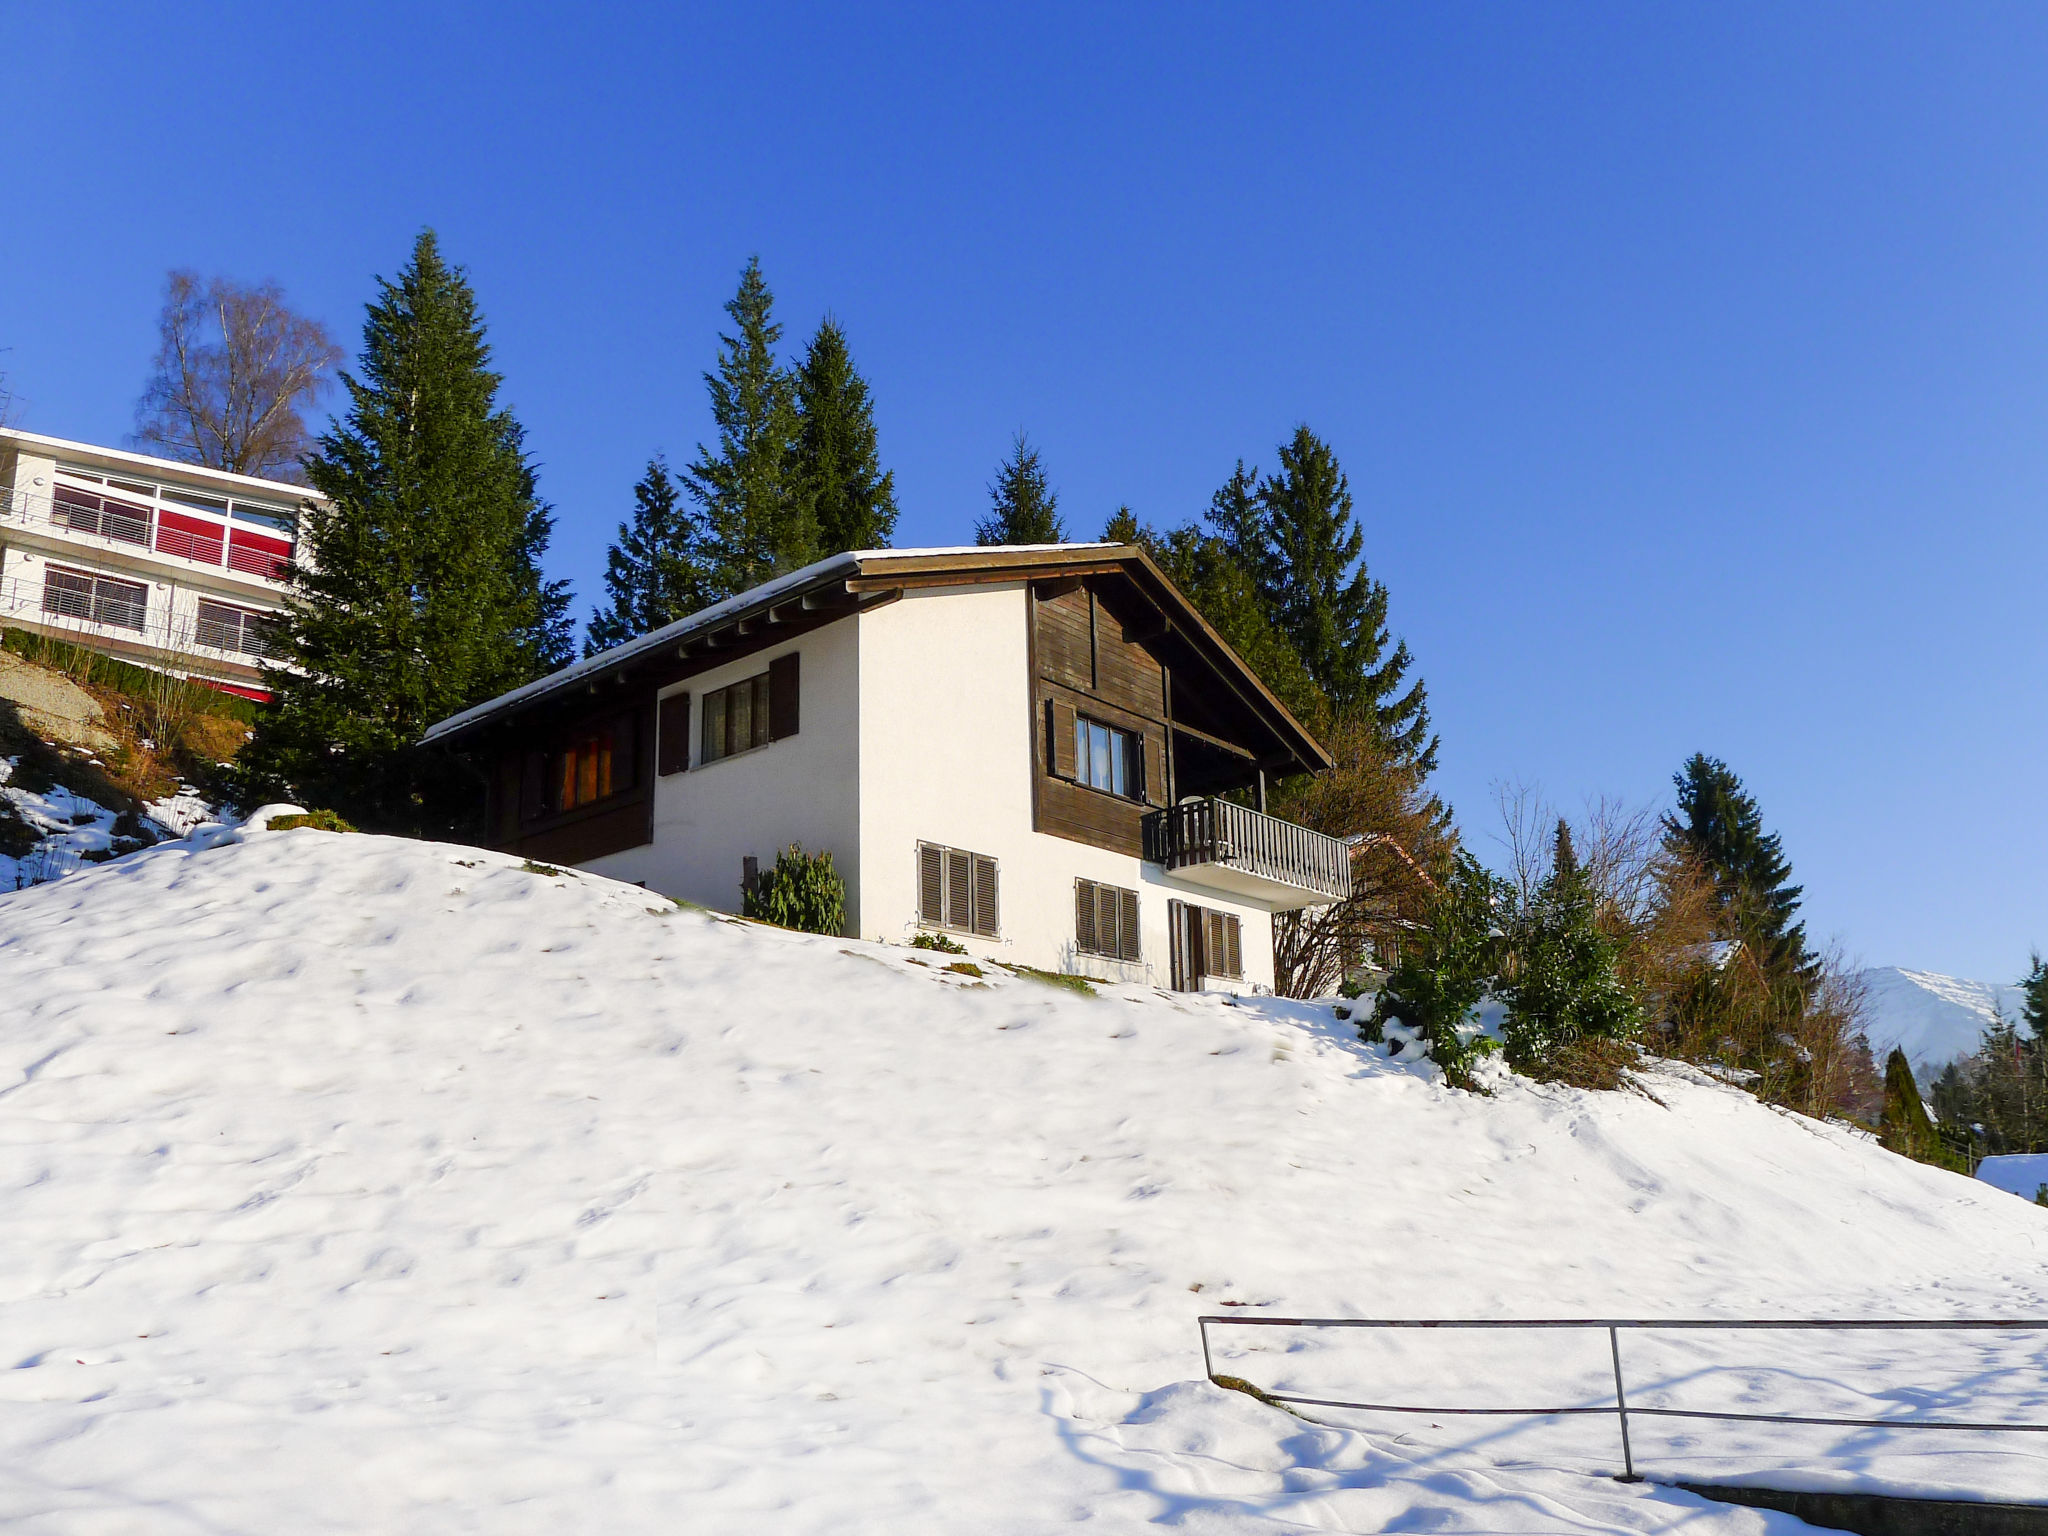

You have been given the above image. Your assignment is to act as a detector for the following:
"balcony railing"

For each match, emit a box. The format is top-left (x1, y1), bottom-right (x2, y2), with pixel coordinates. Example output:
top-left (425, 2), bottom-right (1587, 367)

top-left (0, 575), bottom-right (283, 671)
top-left (1142, 796), bottom-right (1353, 907)
top-left (1, 484), bottom-right (296, 583)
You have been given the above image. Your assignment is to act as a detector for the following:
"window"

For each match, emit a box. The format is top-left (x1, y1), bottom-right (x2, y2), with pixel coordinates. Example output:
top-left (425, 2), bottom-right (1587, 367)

top-left (1076, 878), bottom-right (1141, 962)
top-left (698, 653), bottom-right (800, 767)
top-left (42, 566), bottom-right (148, 632)
top-left (51, 483), bottom-right (150, 546)
top-left (548, 712), bottom-right (636, 813)
top-left (1168, 899), bottom-right (1244, 989)
top-left (918, 842), bottom-right (998, 938)
top-left (1075, 715), bottom-right (1143, 799)
top-left (702, 672), bottom-right (771, 765)
top-left (1204, 908), bottom-right (1244, 979)
top-left (194, 600), bottom-right (276, 657)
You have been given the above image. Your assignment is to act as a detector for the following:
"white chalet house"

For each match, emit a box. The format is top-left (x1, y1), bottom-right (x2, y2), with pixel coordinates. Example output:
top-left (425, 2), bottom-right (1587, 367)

top-left (0, 427), bottom-right (311, 700)
top-left (424, 545), bottom-right (1351, 992)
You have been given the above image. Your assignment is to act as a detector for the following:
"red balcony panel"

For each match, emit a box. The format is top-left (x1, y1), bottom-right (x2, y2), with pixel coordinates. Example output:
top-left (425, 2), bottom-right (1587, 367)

top-left (155, 509), bottom-right (227, 564)
top-left (227, 527), bottom-right (292, 581)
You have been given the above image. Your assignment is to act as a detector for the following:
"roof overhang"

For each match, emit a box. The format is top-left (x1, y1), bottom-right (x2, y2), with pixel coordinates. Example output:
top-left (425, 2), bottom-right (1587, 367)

top-left (423, 544), bottom-right (1334, 776)
top-left (0, 426), bottom-right (326, 505)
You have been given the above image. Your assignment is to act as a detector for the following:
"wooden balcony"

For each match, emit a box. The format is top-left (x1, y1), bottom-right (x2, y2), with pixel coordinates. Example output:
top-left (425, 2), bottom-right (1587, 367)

top-left (1142, 796), bottom-right (1352, 909)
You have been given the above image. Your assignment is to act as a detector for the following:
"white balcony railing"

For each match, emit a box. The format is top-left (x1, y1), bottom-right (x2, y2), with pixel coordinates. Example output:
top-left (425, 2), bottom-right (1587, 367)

top-left (0, 483), bottom-right (299, 584)
top-left (0, 575), bottom-right (280, 668)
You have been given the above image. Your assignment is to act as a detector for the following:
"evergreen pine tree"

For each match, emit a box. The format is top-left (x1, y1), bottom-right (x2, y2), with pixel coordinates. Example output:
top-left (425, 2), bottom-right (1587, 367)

top-left (2021, 951), bottom-right (2048, 1039)
top-left (1103, 505), bottom-right (1141, 544)
top-left (975, 432), bottom-right (1065, 544)
top-left (684, 258), bottom-right (809, 597)
top-left (1553, 818), bottom-right (1579, 881)
top-left (792, 316), bottom-right (897, 553)
top-left (585, 455), bottom-right (711, 654)
top-left (1661, 754), bottom-right (1812, 982)
top-left (1498, 849), bottom-right (1640, 1072)
top-left (1879, 1048), bottom-right (1961, 1169)
top-left (1253, 428), bottom-right (1435, 772)
top-left (1204, 459), bottom-right (1280, 603)
top-left (242, 230), bottom-right (571, 836)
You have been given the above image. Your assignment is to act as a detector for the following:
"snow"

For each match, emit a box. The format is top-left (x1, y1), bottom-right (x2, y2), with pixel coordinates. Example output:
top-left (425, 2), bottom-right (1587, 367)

top-left (1978, 1155), bottom-right (2048, 1203)
top-left (1859, 966), bottom-right (2028, 1082)
top-left (0, 753), bottom-right (216, 892)
top-left (2, 829), bottom-right (2045, 1532)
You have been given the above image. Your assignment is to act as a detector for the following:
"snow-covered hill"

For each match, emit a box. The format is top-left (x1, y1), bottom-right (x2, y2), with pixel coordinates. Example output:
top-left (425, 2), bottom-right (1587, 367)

top-left (1858, 965), bottom-right (2028, 1082)
top-left (2, 828), bottom-right (2045, 1533)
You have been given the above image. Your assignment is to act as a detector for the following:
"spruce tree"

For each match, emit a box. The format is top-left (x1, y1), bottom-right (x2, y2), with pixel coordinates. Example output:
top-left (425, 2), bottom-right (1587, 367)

top-left (792, 316), bottom-right (897, 553)
top-left (975, 432), bottom-right (1065, 544)
top-left (242, 229), bottom-right (571, 836)
top-left (2021, 952), bottom-right (2048, 1040)
top-left (1253, 428), bottom-right (1435, 772)
top-left (1553, 818), bottom-right (1579, 881)
top-left (585, 455), bottom-right (711, 654)
top-left (684, 258), bottom-right (809, 597)
top-left (1661, 754), bottom-right (1811, 982)
top-left (1103, 505), bottom-right (1141, 544)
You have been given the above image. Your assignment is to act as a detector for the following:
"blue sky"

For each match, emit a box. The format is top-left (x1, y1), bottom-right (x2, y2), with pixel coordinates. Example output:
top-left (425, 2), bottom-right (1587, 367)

top-left (2, 3), bottom-right (2042, 981)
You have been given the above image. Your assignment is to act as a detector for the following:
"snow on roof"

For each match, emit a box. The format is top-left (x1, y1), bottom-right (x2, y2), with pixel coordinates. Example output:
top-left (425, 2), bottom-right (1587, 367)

top-left (1976, 1153), bottom-right (2048, 1201)
top-left (421, 544), bottom-right (1120, 744)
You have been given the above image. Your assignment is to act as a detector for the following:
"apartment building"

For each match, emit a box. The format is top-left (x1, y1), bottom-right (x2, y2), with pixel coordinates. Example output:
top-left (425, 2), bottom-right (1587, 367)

top-left (0, 428), bottom-right (314, 700)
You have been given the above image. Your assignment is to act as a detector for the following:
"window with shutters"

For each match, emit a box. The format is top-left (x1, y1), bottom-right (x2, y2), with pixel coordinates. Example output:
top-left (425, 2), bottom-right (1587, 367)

top-left (698, 654), bottom-right (800, 767)
top-left (916, 841), bottom-right (999, 938)
top-left (1075, 878), bottom-right (1141, 962)
top-left (1202, 908), bottom-right (1244, 979)
top-left (548, 711), bottom-right (637, 813)
top-left (1069, 714), bottom-right (1144, 800)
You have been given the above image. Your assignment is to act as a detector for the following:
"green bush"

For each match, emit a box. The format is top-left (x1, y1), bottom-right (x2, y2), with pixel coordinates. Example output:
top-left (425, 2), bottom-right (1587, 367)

top-left (743, 843), bottom-right (847, 936)
top-left (1364, 853), bottom-right (1501, 1088)
top-left (1496, 859), bottom-right (1640, 1074)
top-left (910, 931), bottom-right (968, 954)
top-left (266, 809), bottom-right (357, 833)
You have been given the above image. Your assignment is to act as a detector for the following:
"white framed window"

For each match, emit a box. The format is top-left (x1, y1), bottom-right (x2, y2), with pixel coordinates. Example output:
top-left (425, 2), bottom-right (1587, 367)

top-left (42, 565), bottom-right (147, 632)
top-left (1076, 715), bottom-right (1142, 799)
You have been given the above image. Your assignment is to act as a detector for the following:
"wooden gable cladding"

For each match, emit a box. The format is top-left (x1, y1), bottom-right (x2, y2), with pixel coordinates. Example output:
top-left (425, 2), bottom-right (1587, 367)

top-left (1029, 575), bottom-right (1174, 859)
top-left (483, 692), bottom-right (659, 865)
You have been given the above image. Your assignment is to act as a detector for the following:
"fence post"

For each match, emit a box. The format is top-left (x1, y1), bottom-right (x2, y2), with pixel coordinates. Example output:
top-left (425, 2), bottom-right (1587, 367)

top-left (1609, 1324), bottom-right (1641, 1482)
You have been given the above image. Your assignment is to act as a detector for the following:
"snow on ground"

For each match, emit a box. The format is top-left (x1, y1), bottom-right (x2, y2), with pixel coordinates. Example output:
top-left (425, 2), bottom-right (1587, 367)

top-left (1859, 965), bottom-right (2028, 1082)
top-left (0, 753), bottom-right (216, 891)
top-left (2, 829), bottom-right (2046, 1533)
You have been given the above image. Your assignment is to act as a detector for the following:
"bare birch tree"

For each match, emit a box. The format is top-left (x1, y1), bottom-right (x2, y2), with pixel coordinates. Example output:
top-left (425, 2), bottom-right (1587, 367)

top-left (133, 271), bottom-right (341, 482)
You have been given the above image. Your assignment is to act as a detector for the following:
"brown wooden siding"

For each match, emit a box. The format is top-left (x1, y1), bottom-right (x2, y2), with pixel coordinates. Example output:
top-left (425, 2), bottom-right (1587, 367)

top-left (1030, 575), bottom-right (1218, 858)
top-left (482, 695), bottom-right (658, 863)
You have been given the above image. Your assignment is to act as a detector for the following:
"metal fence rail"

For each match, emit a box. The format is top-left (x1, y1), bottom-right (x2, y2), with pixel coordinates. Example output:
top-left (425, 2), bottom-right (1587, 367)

top-left (1198, 1315), bottom-right (2048, 1483)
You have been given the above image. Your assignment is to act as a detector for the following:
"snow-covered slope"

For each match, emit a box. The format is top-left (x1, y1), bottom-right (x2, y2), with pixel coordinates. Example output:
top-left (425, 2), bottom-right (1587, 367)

top-left (2, 831), bottom-right (2045, 1533)
top-left (1858, 965), bottom-right (2028, 1081)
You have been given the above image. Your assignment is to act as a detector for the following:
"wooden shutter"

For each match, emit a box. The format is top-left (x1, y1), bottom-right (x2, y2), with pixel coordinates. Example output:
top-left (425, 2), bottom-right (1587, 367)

top-left (1204, 910), bottom-right (1226, 976)
top-left (1168, 899), bottom-right (1188, 990)
top-left (1227, 915), bottom-right (1242, 977)
top-left (1141, 730), bottom-right (1164, 806)
top-left (945, 848), bottom-right (972, 930)
top-left (612, 710), bottom-right (638, 790)
top-left (1075, 880), bottom-right (1097, 955)
top-left (1118, 887), bottom-right (1141, 963)
top-left (971, 854), bottom-right (999, 938)
top-left (657, 692), bottom-right (690, 775)
top-left (918, 844), bottom-right (945, 925)
top-left (1048, 698), bottom-right (1077, 778)
top-left (769, 652), bottom-right (800, 740)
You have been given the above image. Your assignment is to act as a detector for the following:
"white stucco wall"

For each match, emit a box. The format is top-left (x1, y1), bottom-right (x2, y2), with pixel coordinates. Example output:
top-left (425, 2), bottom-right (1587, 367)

top-left (852, 584), bottom-right (1276, 992)
top-left (584, 619), bottom-right (864, 925)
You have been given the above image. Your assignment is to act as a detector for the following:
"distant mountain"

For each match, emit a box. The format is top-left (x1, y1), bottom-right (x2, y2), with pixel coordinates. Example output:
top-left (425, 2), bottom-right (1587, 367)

top-left (1858, 966), bottom-right (2027, 1083)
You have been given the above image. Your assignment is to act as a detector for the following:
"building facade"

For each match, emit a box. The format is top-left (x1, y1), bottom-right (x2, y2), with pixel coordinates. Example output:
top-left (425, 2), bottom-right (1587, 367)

top-left (0, 427), bottom-right (310, 700)
top-left (426, 546), bottom-right (1353, 994)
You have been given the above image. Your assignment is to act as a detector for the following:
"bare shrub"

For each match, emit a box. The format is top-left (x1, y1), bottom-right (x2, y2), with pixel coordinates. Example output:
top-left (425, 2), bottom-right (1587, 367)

top-left (1270, 718), bottom-right (1451, 997)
